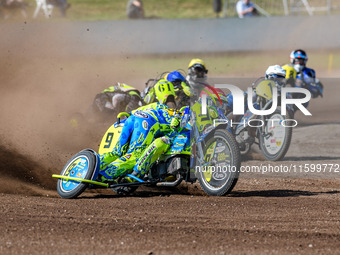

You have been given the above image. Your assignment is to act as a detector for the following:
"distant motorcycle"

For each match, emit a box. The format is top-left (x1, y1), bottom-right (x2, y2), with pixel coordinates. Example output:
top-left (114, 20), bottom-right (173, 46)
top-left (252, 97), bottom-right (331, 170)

top-left (228, 78), bottom-right (293, 161)
top-left (67, 86), bottom-right (144, 135)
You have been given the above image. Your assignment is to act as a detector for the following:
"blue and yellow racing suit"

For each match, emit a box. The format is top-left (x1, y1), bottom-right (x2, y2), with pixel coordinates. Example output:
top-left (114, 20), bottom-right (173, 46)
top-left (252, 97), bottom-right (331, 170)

top-left (98, 103), bottom-right (179, 180)
top-left (283, 64), bottom-right (323, 109)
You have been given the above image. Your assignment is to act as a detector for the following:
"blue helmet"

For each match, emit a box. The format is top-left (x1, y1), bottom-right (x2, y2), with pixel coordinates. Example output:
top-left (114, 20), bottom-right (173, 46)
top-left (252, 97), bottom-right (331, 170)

top-left (290, 49), bottom-right (308, 65)
top-left (165, 71), bottom-right (186, 83)
top-left (165, 71), bottom-right (187, 90)
top-left (290, 49), bottom-right (308, 73)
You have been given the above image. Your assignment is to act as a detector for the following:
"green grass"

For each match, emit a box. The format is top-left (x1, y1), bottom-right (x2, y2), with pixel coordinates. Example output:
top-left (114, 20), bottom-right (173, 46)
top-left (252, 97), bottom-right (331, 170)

top-left (8, 0), bottom-right (340, 21)
top-left (26, 0), bottom-right (340, 21)
top-left (25, 0), bottom-right (220, 21)
top-left (68, 0), bottom-right (126, 21)
top-left (8, 0), bottom-right (340, 76)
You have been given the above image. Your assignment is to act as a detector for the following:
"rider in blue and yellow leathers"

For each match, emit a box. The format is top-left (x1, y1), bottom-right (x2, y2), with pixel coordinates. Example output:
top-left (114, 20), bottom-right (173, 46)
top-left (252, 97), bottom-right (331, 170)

top-left (98, 79), bottom-right (183, 181)
top-left (282, 49), bottom-right (323, 110)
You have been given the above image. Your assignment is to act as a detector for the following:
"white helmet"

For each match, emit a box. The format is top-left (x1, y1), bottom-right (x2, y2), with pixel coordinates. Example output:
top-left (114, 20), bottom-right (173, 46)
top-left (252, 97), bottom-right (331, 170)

top-left (265, 65), bottom-right (286, 78)
top-left (265, 65), bottom-right (286, 86)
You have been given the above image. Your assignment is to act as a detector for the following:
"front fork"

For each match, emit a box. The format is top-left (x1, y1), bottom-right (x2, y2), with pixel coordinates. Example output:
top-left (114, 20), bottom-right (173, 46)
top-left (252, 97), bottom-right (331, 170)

top-left (258, 115), bottom-right (270, 138)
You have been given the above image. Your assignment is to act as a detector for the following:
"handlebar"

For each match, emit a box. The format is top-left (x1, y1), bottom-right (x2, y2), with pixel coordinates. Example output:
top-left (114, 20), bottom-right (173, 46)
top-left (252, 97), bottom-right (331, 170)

top-left (145, 79), bottom-right (156, 87)
top-left (117, 112), bottom-right (130, 124)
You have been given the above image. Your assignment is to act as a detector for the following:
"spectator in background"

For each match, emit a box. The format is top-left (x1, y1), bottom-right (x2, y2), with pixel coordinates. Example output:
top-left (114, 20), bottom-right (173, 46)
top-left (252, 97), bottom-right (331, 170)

top-left (1, 0), bottom-right (28, 18)
top-left (236, 0), bottom-right (256, 18)
top-left (55, 0), bottom-right (70, 17)
top-left (213, 0), bottom-right (222, 18)
top-left (126, 0), bottom-right (144, 19)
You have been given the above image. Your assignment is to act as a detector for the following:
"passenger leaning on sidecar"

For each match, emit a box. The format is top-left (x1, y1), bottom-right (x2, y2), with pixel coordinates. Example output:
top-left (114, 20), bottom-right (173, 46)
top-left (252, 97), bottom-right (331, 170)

top-left (98, 79), bottom-right (184, 182)
top-left (143, 71), bottom-right (191, 109)
top-left (89, 82), bottom-right (144, 122)
top-left (282, 49), bottom-right (323, 110)
top-left (164, 71), bottom-right (191, 108)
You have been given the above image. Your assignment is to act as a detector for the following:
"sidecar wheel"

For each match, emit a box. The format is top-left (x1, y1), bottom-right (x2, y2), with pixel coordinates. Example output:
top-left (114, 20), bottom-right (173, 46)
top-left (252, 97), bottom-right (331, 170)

top-left (198, 129), bottom-right (241, 196)
top-left (57, 150), bottom-right (96, 199)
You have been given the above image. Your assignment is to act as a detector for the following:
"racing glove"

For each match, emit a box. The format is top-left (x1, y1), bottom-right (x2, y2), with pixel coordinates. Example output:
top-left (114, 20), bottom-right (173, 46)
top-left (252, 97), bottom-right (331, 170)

top-left (182, 82), bottom-right (192, 96)
top-left (170, 115), bottom-right (181, 130)
top-left (209, 107), bottom-right (218, 119)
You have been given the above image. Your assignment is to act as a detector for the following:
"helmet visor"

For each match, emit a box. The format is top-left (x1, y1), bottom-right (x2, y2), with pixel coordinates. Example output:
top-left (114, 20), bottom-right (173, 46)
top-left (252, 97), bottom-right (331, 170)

top-left (268, 74), bottom-right (286, 86)
top-left (193, 66), bottom-right (206, 78)
top-left (171, 80), bottom-right (182, 89)
top-left (293, 58), bottom-right (306, 65)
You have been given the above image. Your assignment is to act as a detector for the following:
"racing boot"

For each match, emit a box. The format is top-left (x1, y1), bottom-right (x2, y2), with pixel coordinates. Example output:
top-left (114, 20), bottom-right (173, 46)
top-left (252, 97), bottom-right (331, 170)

top-left (124, 170), bottom-right (144, 183)
top-left (96, 174), bottom-right (117, 184)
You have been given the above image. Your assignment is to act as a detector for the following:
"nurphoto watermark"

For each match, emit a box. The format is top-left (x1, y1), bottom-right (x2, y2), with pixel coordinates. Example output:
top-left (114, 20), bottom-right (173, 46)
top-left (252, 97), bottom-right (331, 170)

top-left (201, 84), bottom-right (312, 116)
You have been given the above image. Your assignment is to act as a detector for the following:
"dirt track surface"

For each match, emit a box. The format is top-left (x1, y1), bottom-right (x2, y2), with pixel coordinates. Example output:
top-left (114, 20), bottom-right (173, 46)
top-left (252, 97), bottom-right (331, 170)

top-left (1, 179), bottom-right (340, 255)
top-left (1, 38), bottom-right (340, 253)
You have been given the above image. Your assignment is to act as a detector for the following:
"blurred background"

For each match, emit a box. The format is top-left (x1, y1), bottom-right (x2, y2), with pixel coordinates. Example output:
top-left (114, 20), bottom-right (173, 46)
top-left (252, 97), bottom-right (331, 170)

top-left (1, 0), bottom-right (340, 20)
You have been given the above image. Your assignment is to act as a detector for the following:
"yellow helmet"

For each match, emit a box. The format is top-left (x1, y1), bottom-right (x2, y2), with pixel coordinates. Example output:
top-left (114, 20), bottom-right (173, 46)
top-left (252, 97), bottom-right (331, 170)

top-left (154, 79), bottom-right (176, 105)
top-left (187, 58), bottom-right (208, 80)
top-left (188, 58), bottom-right (207, 70)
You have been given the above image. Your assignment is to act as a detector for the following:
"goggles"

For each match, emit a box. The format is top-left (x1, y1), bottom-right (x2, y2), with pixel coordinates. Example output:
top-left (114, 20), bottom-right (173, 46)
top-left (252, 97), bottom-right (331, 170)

top-left (293, 58), bottom-right (306, 65)
top-left (193, 67), bottom-right (205, 78)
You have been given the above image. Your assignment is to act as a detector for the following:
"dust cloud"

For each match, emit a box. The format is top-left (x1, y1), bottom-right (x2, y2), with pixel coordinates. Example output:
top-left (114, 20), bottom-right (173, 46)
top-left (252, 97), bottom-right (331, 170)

top-left (0, 23), bottom-right (145, 194)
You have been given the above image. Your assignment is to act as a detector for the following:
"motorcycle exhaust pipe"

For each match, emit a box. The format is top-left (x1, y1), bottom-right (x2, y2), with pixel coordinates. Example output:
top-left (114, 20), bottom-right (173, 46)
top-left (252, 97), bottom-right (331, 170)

top-left (157, 175), bottom-right (183, 187)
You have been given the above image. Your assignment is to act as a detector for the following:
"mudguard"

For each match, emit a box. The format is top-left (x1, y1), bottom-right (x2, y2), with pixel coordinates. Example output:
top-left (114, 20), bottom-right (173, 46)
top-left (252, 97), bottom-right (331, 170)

top-left (201, 123), bottom-right (229, 144)
top-left (98, 120), bottom-right (126, 154)
top-left (85, 149), bottom-right (100, 182)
